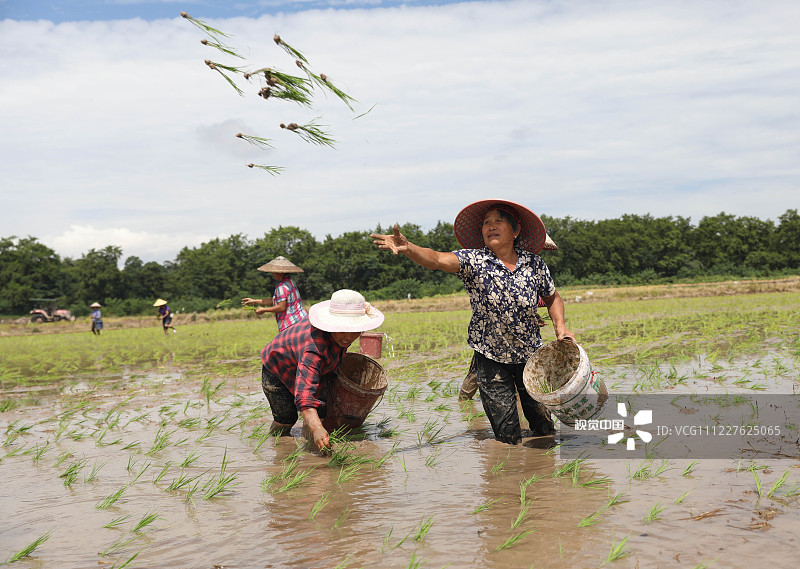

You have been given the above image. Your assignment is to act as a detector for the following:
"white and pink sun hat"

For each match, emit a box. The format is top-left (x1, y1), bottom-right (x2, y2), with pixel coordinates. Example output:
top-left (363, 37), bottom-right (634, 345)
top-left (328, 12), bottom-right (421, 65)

top-left (309, 289), bottom-right (384, 333)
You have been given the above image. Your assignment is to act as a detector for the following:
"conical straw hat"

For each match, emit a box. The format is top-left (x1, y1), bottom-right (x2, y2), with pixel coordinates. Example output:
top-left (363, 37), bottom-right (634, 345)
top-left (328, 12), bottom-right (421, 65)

top-left (153, 298), bottom-right (167, 307)
top-left (541, 233), bottom-right (558, 251)
top-left (257, 256), bottom-right (304, 273)
top-left (90, 302), bottom-right (102, 308)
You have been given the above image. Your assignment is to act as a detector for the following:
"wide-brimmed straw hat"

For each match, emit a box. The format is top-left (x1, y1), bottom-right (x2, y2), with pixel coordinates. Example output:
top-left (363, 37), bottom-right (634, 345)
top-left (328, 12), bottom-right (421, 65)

top-left (257, 256), bottom-right (304, 274)
top-left (153, 298), bottom-right (167, 307)
top-left (90, 302), bottom-right (102, 308)
top-left (454, 199), bottom-right (547, 253)
top-left (309, 289), bottom-right (384, 333)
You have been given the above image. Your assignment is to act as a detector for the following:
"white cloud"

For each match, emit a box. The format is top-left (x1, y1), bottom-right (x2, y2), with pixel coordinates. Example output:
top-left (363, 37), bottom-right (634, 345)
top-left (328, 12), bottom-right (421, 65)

top-left (1, 0), bottom-right (799, 263)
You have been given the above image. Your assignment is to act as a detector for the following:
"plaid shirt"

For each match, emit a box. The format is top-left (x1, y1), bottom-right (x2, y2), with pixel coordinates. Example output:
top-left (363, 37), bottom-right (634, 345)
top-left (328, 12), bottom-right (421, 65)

top-left (453, 246), bottom-right (555, 364)
top-left (260, 319), bottom-right (345, 411)
top-left (273, 277), bottom-right (308, 332)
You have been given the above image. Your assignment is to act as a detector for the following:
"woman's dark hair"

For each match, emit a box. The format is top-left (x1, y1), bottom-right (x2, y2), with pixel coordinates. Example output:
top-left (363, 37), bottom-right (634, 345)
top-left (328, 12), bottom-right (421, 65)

top-left (491, 206), bottom-right (519, 234)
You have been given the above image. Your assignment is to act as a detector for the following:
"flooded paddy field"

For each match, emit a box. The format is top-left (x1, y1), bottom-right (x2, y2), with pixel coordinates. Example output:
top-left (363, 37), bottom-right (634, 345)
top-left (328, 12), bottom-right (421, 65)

top-left (1, 291), bottom-right (799, 568)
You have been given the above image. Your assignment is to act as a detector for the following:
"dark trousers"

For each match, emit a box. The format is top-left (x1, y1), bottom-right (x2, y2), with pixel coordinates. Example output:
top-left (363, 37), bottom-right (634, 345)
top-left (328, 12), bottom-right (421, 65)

top-left (474, 351), bottom-right (554, 445)
top-left (261, 366), bottom-right (328, 425)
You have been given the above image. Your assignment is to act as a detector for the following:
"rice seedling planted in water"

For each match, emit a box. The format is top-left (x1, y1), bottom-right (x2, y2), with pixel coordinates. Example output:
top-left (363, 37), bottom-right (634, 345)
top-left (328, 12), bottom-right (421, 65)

top-left (4, 531), bottom-right (52, 563)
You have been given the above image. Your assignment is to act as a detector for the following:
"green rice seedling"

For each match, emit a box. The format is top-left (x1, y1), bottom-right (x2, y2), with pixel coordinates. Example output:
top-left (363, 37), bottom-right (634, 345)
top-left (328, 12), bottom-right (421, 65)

top-left (153, 462), bottom-right (172, 484)
top-left (606, 492), bottom-right (628, 508)
top-left (167, 470), bottom-right (205, 492)
top-left (274, 466), bottom-right (316, 493)
top-left (103, 514), bottom-right (131, 529)
top-left (496, 529), bottom-right (535, 550)
top-left (308, 491), bottom-right (332, 520)
top-left (753, 470), bottom-right (764, 497)
top-left (382, 526), bottom-right (395, 549)
top-left (333, 506), bottom-right (351, 529)
top-left (767, 469), bottom-right (792, 498)
top-left (336, 463), bottom-right (363, 484)
top-left (675, 489), bottom-right (692, 504)
top-left (203, 446), bottom-right (239, 499)
top-left (180, 449), bottom-right (201, 468)
top-left (60, 459), bottom-right (87, 487)
top-left (642, 501), bottom-right (667, 523)
top-left (580, 475), bottom-right (612, 488)
top-left (412, 516), bottom-right (435, 542)
top-left (544, 443), bottom-right (564, 455)
top-left (85, 460), bottom-right (105, 483)
top-left (374, 442), bottom-right (400, 468)
top-left (100, 534), bottom-right (141, 557)
top-left (53, 448), bottom-right (73, 467)
top-left (0, 399), bottom-right (18, 412)
top-left (578, 509), bottom-right (604, 527)
top-left (4, 530), bottom-right (52, 563)
top-left (511, 502), bottom-right (530, 529)
top-left (121, 440), bottom-right (140, 451)
top-left (491, 452), bottom-right (510, 474)
top-left (97, 484), bottom-right (128, 509)
top-left (603, 534), bottom-right (630, 563)
top-left (553, 456), bottom-right (585, 478)
top-left (406, 551), bottom-right (424, 569)
top-left (472, 498), bottom-right (500, 514)
top-left (145, 427), bottom-right (174, 456)
top-left (132, 509), bottom-right (159, 533)
top-left (30, 441), bottom-right (51, 463)
top-left (110, 549), bottom-right (142, 569)
top-left (333, 554), bottom-right (355, 569)
top-left (682, 460), bottom-right (700, 476)
top-left (522, 473), bottom-right (542, 486)
top-left (424, 448), bottom-right (442, 468)
top-left (397, 453), bottom-right (408, 473)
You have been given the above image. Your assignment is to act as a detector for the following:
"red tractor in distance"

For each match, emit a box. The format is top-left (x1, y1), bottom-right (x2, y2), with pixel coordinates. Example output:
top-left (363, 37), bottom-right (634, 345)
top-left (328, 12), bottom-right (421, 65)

top-left (29, 298), bottom-right (75, 323)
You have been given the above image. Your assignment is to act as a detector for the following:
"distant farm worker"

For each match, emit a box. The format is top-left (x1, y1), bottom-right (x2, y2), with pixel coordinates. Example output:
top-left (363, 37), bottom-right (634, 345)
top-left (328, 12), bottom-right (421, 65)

top-left (260, 289), bottom-right (384, 451)
top-left (89, 302), bottom-right (103, 335)
top-left (242, 256), bottom-right (308, 332)
top-left (372, 200), bottom-right (575, 445)
top-left (458, 235), bottom-right (559, 401)
top-left (153, 298), bottom-right (177, 335)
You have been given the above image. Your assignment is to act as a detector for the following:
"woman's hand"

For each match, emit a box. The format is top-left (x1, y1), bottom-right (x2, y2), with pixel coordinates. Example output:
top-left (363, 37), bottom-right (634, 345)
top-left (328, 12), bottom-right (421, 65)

top-left (241, 297), bottom-right (258, 307)
top-left (310, 426), bottom-right (330, 451)
top-left (371, 224), bottom-right (409, 255)
top-left (255, 307), bottom-right (270, 316)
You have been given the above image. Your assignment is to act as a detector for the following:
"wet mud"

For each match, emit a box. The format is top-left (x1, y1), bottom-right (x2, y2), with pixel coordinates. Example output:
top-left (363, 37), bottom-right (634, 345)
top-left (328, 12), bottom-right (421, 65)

top-left (1, 350), bottom-right (799, 568)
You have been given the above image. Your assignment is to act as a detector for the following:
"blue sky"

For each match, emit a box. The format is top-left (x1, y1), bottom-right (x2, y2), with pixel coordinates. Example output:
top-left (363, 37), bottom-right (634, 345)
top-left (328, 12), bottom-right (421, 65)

top-left (1, 0), bottom-right (798, 264)
top-left (1, 0), bottom-right (479, 22)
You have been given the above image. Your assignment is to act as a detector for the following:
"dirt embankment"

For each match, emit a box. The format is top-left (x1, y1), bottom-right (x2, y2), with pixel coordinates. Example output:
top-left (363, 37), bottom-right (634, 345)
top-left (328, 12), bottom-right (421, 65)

top-left (2, 276), bottom-right (799, 338)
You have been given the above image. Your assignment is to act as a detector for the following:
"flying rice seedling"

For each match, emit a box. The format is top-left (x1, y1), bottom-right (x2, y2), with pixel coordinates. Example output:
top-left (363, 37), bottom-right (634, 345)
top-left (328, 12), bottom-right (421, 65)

top-left (182, 12), bottom-right (362, 173)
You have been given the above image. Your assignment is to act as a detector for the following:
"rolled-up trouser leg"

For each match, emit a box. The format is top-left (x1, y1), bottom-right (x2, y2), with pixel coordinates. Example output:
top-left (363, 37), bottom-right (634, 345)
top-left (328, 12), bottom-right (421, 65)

top-left (261, 366), bottom-right (298, 427)
top-left (474, 352), bottom-right (522, 444)
top-left (516, 373), bottom-right (555, 435)
top-left (458, 354), bottom-right (479, 400)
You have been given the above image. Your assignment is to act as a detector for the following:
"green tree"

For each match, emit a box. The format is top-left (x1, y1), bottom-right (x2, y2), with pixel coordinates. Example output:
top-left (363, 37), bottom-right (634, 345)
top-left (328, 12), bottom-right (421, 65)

top-left (0, 236), bottom-right (66, 313)
top-left (69, 246), bottom-right (124, 302)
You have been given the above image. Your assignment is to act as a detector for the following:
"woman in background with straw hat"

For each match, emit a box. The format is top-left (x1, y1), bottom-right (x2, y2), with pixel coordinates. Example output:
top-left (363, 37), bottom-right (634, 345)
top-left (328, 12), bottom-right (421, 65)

top-left (242, 256), bottom-right (308, 332)
top-left (371, 199), bottom-right (575, 445)
top-left (259, 289), bottom-right (384, 451)
top-left (153, 298), bottom-right (177, 335)
top-left (89, 302), bottom-right (103, 335)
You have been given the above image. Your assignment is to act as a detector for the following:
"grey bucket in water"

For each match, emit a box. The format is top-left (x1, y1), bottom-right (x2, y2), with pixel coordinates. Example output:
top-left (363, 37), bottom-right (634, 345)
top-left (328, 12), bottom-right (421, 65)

top-left (522, 340), bottom-right (608, 426)
top-left (325, 352), bottom-right (388, 430)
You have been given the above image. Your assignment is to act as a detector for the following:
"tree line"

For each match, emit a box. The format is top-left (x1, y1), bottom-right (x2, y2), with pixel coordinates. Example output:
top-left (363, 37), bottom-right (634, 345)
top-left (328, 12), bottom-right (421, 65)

top-left (1, 209), bottom-right (798, 317)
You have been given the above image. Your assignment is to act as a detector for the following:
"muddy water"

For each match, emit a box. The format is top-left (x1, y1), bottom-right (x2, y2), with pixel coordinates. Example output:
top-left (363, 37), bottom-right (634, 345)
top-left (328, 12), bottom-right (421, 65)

top-left (1, 351), bottom-right (799, 568)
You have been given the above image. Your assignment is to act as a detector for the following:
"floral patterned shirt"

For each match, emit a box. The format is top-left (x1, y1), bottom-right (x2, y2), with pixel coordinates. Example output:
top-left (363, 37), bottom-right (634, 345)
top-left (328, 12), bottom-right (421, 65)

top-left (453, 246), bottom-right (556, 364)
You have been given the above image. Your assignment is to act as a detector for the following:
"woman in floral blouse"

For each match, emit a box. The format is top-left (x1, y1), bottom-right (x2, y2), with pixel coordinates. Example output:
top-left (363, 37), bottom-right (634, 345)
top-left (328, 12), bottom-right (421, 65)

top-left (371, 199), bottom-right (575, 444)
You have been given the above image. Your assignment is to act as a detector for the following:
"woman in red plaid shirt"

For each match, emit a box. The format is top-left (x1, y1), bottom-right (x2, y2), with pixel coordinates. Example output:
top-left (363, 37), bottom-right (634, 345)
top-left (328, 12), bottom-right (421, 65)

top-left (260, 289), bottom-right (384, 450)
